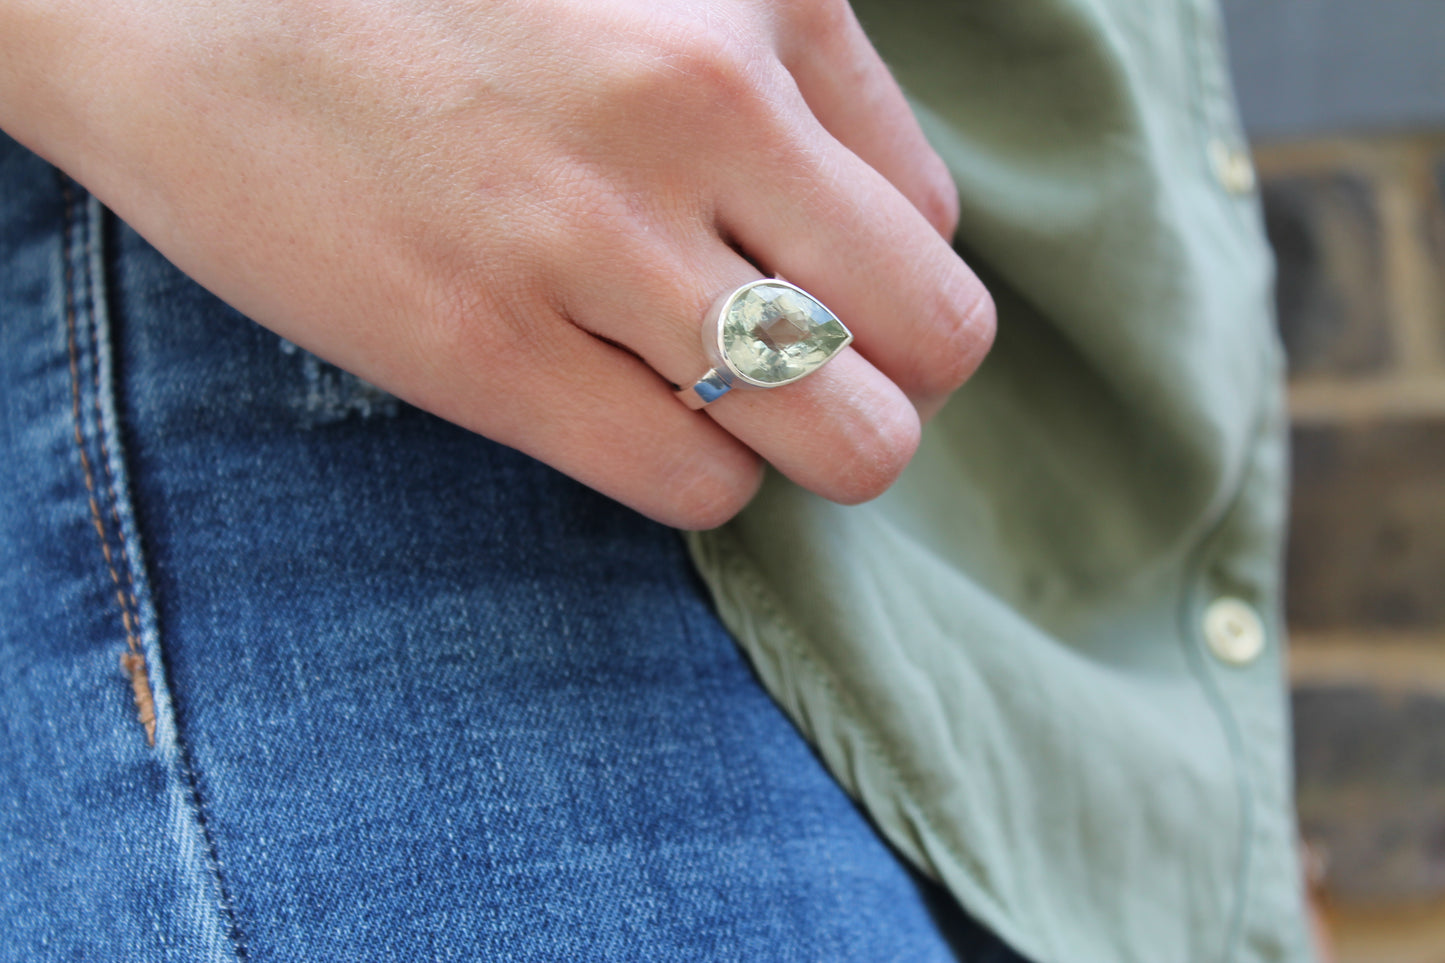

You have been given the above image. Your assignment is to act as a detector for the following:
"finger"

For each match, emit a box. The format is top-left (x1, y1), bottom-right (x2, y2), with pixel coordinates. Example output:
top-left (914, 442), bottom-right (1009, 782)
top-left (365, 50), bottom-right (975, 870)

top-left (720, 136), bottom-right (995, 417)
top-left (709, 348), bottom-right (922, 505)
top-left (556, 237), bottom-right (922, 506)
top-left (775, 0), bottom-right (960, 239)
top-left (409, 310), bottom-right (764, 531)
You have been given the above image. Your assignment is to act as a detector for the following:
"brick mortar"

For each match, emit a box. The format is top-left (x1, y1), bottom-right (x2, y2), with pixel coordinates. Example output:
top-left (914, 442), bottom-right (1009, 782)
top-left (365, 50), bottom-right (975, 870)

top-left (1326, 900), bottom-right (1445, 963)
top-left (1290, 633), bottom-right (1445, 692)
top-left (1379, 151), bottom-right (1444, 372)
top-left (1254, 134), bottom-right (1445, 175)
top-left (1288, 378), bottom-right (1445, 422)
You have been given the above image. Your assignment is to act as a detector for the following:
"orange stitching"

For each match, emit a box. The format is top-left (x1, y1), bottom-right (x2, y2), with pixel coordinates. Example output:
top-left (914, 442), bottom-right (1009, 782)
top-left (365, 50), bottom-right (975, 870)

top-left (81, 206), bottom-right (145, 617)
top-left (120, 652), bottom-right (157, 737)
top-left (84, 201), bottom-right (154, 744)
top-left (63, 182), bottom-right (155, 747)
top-left (57, 196), bottom-right (251, 962)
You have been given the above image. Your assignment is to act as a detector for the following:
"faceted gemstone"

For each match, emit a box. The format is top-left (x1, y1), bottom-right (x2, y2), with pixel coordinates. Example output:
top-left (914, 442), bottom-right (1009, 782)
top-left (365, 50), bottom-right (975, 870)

top-left (719, 282), bottom-right (852, 385)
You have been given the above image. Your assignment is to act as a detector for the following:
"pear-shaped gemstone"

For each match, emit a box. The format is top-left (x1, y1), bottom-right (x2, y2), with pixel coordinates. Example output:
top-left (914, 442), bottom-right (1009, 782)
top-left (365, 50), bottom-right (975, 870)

top-left (720, 282), bottom-right (852, 386)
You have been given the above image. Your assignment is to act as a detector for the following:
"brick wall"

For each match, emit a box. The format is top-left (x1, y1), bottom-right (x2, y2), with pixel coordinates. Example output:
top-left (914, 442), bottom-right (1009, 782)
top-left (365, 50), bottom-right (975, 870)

top-left (1257, 134), bottom-right (1445, 963)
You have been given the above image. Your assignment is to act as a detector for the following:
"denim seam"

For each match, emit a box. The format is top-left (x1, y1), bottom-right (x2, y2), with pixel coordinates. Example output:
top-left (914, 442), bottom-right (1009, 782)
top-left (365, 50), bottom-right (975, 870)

top-left (61, 178), bottom-right (156, 747)
top-left (168, 754), bottom-right (254, 963)
top-left (61, 180), bottom-right (252, 961)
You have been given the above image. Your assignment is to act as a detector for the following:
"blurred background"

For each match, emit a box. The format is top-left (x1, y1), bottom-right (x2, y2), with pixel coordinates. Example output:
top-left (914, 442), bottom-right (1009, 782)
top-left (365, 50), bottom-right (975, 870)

top-left (1218, 1), bottom-right (1445, 959)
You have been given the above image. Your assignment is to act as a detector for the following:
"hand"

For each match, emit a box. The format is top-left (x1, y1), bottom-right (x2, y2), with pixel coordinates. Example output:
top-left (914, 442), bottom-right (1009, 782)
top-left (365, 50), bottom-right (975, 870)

top-left (1, 0), bottom-right (994, 528)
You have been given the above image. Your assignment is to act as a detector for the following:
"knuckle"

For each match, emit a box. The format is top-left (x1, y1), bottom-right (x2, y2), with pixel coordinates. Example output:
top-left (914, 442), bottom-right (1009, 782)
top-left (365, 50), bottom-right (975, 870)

top-left (652, 22), bottom-right (776, 120)
top-left (963, 283), bottom-right (999, 365)
top-left (908, 280), bottom-right (996, 399)
top-left (917, 156), bottom-right (961, 240)
top-left (789, 0), bottom-right (855, 41)
top-left (425, 268), bottom-right (517, 359)
top-left (663, 455), bottom-right (765, 530)
top-left (421, 265), bottom-right (562, 403)
top-left (423, 276), bottom-right (497, 365)
top-left (826, 401), bottom-right (921, 505)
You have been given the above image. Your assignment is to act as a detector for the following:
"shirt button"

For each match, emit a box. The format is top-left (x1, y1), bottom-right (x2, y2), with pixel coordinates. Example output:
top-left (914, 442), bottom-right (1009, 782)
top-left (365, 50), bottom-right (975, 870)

top-left (1204, 597), bottom-right (1266, 666)
top-left (1208, 139), bottom-right (1257, 195)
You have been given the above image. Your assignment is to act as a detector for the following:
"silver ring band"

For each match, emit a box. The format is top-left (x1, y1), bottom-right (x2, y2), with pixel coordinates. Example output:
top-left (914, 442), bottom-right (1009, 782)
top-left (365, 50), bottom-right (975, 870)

top-left (675, 368), bottom-right (735, 410)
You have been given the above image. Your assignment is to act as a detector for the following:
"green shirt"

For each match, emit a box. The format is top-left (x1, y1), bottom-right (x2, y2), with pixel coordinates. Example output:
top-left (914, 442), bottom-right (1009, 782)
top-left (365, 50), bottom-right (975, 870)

top-left (688, 1), bottom-right (1313, 960)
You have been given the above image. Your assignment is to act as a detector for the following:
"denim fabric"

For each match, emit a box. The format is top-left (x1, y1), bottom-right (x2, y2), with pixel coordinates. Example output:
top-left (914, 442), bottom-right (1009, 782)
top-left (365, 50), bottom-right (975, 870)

top-left (0, 132), bottom-right (1029, 961)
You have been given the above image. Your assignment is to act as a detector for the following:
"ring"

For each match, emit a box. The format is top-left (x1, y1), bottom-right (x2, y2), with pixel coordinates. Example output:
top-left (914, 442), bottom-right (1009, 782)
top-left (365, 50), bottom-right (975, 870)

top-left (674, 279), bottom-right (853, 410)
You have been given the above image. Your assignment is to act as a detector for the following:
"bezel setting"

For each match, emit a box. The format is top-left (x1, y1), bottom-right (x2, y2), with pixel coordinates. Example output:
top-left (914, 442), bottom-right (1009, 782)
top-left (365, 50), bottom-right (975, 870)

top-left (705, 279), bottom-right (853, 389)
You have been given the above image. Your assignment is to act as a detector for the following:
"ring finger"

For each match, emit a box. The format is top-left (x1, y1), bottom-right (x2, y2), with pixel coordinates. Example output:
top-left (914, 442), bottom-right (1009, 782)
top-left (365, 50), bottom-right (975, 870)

top-left (556, 233), bottom-right (922, 506)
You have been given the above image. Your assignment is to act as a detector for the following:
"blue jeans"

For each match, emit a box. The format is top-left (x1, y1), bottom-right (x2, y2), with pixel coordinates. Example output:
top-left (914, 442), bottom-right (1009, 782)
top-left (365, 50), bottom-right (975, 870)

top-left (0, 133), bottom-right (1029, 961)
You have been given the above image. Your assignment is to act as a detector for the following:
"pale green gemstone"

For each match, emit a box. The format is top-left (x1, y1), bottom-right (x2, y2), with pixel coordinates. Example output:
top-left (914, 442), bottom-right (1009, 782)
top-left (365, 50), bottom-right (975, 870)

top-left (720, 283), bottom-right (851, 385)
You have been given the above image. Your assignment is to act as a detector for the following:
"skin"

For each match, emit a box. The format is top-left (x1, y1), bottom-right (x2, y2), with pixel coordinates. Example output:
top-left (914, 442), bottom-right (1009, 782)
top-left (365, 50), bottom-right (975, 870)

top-left (0, 3), bottom-right (1341, 949)
top-left (0, 0), bottom-right (995, 529)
